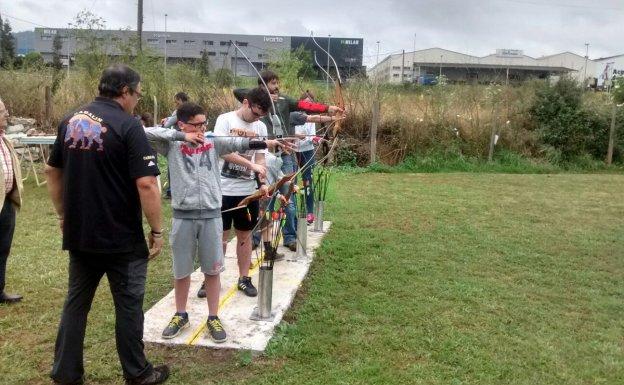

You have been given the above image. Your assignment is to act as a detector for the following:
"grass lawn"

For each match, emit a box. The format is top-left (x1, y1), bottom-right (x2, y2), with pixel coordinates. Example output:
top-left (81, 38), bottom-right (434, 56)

top-left (0, 172), bottom-right (623, 385)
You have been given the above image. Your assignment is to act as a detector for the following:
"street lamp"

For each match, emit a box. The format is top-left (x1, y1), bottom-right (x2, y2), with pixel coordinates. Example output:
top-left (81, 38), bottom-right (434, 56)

top-left (326, 34), bottom-right (331, 90)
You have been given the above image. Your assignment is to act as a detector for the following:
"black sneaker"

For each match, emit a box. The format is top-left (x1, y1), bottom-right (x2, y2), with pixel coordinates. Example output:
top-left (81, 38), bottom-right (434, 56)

top-left (237, 276), bottom-right (258, 297)
top-left (161, 313), bottom-right (189, 339)
top-left (265, 246), bottom-right (285, 261)
top-left (197, 281), bottom-right (206, 298)
top-left (206, 317), bottom-right (227, 343)
top-left (285, 242), bottom-right (296, 252)
top-left (125, 365), bottom-right (170, 385)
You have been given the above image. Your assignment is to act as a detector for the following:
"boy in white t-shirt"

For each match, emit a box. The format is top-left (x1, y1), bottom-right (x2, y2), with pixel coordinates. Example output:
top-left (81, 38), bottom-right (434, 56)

top-left (213, 87), bottom-right (274, 297)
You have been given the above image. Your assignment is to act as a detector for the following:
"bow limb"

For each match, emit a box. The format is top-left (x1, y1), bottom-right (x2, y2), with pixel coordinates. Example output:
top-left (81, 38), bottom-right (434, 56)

top-left (236, 172), bottom-right (296, 208)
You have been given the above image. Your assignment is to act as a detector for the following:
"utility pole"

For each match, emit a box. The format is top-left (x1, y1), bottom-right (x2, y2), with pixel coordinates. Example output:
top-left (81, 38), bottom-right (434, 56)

top-left (164, 14), bottom-right (168, 83)
top-left (583, 43), bottom-right (589, 89)
top-left (401, 49), bottom-right (405, 83)
top-left (439, 55), bottom-right (443, 78)
top-left (326, 35), bottom-right (331, 91)
top-left (234, 43), bottom-right (238, 79)
top-left (137, 0), bottom-right (143, 52)
top-left (66, 24), bottom-right (71, 77)
top-left (412, 33), bottom-right (416, 83)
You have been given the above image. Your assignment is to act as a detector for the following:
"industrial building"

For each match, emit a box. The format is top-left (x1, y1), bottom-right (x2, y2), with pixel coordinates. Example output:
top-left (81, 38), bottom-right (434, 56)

top-left (14, 28), bottom-right (364, 79)
top-left (368, 47), bottom-right (622, 86)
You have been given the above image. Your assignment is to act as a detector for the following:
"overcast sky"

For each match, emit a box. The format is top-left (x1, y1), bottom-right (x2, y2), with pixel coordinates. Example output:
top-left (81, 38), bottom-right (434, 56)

top-left (2, 0), bottom-right (623, 67)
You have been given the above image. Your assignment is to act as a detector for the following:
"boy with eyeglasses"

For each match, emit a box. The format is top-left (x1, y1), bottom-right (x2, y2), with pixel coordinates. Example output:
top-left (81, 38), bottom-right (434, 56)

top-left (211, 87), bottom-right (275, 299)
top-left (145, 101), bottom-right (283, 342)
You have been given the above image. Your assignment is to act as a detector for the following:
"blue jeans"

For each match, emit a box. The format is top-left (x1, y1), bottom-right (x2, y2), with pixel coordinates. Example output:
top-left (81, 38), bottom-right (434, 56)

top-left (281, 153), bottom-right (297, 245)
top-left (296, 150), bottom-right (315, 215)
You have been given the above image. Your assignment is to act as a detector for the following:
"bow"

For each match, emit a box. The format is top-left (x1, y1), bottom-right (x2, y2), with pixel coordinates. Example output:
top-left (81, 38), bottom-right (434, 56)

top-left (221, 172), bottom-right (296, 213)
top-left (230, 41), bottom-right (284, 144)
top-left (311, 32), bottom-right (346, 139)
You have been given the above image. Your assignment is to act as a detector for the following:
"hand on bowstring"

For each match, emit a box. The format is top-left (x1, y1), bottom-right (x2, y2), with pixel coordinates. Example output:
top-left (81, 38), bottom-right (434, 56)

top-left (327, 105), bottom-right (345, 115)
top-left (250, 163), bottom-right (267, 180)
top-left (259, 184), bottom-right (270, 198)
top-left (184, 132), bottom-right (205, 145)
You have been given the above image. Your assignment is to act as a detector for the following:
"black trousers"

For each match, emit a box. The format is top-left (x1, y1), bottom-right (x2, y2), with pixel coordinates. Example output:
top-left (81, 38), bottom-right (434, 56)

top-left (50, 244), bottom-right (153, 384)
top-left (0, 196), bottom-right (16, 294)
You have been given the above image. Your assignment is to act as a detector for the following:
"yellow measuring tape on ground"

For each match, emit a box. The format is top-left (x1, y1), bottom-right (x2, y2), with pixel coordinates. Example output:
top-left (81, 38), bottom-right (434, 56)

top-left (185, 254), bottom-right (264, 345)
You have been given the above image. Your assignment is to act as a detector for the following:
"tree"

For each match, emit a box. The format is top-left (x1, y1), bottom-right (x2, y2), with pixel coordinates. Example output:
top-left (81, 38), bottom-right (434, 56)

top-left (70, 10), bottom-right (109, 80)
top-left (213, 68), bottom-right (233, 88)
top-left (198, 49), bottom-right (210, 77)
top-left (52, 34), bottom-right (63, 70)
top-left (0, 14), bottom-right (16, 68)
top-left (613, 77), bottom-right (624, 105)
top-left (22, 51), bottom-right (44, 69)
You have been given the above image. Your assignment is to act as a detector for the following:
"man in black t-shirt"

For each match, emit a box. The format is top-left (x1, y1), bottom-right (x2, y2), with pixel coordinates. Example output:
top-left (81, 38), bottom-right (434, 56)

top-left (45, 64), bottom-right (169, 385)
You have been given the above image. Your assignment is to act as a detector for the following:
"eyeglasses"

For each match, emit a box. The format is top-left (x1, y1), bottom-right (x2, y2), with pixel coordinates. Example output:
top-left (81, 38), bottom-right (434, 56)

top-left (183, 120), bottom-right (207, 128)
top-left (249, 105), bottom-right (266, 118)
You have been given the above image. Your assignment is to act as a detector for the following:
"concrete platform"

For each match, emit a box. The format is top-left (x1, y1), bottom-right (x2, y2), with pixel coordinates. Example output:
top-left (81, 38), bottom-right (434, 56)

top-left (143, 221), bottom-right (331, 352)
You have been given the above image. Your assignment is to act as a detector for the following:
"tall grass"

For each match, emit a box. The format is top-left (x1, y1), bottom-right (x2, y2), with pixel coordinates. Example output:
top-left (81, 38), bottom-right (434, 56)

top-left (0, 64), bottom-right (619, 168)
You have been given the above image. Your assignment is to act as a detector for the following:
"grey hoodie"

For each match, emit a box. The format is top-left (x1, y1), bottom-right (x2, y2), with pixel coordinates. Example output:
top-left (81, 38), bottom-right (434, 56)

top-left (145, 127), bottom-right (251, 219)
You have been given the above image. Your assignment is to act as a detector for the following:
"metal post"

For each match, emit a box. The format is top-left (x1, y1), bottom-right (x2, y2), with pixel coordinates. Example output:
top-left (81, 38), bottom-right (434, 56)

top-left (256, 266), bottom-right (274, 319)
top-left (296, 218), bottom-right (308, 259)
top-left (313, 201), bottom-right (325, 232)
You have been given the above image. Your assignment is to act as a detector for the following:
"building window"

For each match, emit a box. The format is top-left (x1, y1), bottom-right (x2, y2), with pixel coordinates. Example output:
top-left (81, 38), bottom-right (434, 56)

top-left (220, 41), bottom-right (231, 46)
top-left (392, 74), bottom-right (399, 77)
top-left (392, 66), bottom-right (401, 70)
top-left (42, 35), bottom-right (53, 40)
top-left (147, 38), bottom-right (159, 44)
top-left (404, 66), bottom-right (411, 70)
top-left (220, 51), bottom-right (228, 56)
top-left (235, 41), bottom-right (248, 47)
top-left (184, 39), bottom-right (196, 45)
top-left (207, 51), bottom-right (216, 56)
top-left (166, 39), bottom-right (177, 44)
top-left (203, 40), bottom-right (214, 45)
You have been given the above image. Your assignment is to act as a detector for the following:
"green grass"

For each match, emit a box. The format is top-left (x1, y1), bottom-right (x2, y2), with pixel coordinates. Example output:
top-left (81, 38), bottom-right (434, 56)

top-left (0, 172), bottom-right (623, 384)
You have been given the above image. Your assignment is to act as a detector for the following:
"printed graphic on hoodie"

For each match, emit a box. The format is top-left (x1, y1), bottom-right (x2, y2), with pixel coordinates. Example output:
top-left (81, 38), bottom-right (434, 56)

top-left (180, 142), bottom-right (214, 172)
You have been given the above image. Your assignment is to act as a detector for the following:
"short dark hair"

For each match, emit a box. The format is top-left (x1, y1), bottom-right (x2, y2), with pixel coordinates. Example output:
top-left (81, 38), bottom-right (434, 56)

top-left (176, 102), bottom-right (205, 123)
top-left (98, 64), bottom-right (141, 98)
top-left (258, 70), bottom-right (278, 86)
top-left (140, 112), bottom-right (153, 127)
top-left (246, 87), bottom-right (272, 113)
top-left (174, 92), bottom-right (189, 102)
top-left (300, 90), bottom-right (315, 101)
